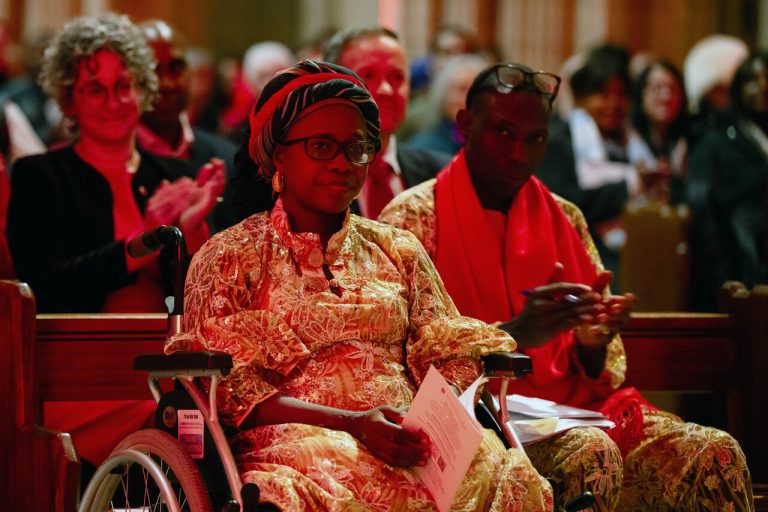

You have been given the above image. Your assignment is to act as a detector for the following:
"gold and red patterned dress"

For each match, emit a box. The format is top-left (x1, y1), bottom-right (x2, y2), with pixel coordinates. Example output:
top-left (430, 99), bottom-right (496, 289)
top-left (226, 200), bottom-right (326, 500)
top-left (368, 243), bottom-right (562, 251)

top-left (380, 178), bottom-right (754, 512)
top-left (166, 199), bottom-right (554, 511)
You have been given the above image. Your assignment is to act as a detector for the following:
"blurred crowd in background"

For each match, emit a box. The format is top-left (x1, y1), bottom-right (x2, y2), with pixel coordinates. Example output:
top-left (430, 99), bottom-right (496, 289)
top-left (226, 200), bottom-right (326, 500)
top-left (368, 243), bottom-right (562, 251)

top-left (0, 16), bottom-right (764, 313)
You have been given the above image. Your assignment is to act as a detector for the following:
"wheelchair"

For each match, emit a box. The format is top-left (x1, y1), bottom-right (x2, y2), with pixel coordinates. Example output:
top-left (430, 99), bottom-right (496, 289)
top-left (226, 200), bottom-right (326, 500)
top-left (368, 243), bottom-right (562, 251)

top-left (77, 226), bottom-right (267, 512)
top-left (78, 226), bottom-right (594, 512)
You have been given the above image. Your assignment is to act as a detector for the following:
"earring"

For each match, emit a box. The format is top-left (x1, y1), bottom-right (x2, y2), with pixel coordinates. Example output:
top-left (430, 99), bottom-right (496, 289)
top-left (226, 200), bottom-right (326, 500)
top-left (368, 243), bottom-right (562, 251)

top-left (272, 171), bottom-right (284, 193)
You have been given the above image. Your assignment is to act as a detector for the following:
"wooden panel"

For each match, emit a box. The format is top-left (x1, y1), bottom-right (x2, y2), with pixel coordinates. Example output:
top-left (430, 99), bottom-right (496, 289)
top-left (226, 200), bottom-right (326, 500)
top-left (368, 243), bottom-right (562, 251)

top-left (21, 0), bottom-right (80, 40)
top-left (5, 0), bottom-right (24, 43)
top-left (36, 314), bottom-right (167, 401)
top-left (622, 313), bottom-right (735, 391)
top-left (11, 426), bottom-right (79, 512)
top-left (475, 0), bottom-right (497, 52)
top-left (620, 203), bottom-right (691, 312)
top-left (559, 0), bottom-right (576, 60)
top-left (604, 0), bottom-right (732, 69)
top-left (622, 312), bottom-right (740, 441)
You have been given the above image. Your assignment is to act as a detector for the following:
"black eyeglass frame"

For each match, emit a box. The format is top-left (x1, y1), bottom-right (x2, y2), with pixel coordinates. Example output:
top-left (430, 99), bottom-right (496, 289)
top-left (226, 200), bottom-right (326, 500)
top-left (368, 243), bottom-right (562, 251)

top-left (492, 64), bottom-right (562, 100)
top-left (280, 136), bottom-right (376, 165)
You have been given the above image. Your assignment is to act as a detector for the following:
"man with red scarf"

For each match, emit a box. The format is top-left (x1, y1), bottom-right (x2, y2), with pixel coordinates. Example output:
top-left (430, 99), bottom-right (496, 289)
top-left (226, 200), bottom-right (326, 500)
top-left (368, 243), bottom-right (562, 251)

top-left (381, 63), bottom-right (753, 512)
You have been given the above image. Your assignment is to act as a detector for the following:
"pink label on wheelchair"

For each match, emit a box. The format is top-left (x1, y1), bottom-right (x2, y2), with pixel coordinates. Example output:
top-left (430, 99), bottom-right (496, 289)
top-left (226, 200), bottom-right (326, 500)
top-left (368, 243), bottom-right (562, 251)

top-left (178, 409), bottom-right (204, 459)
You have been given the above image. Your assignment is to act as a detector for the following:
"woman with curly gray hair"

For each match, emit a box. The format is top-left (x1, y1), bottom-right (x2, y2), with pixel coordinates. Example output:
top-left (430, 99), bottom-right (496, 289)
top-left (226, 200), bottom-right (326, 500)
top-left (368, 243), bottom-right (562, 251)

top-left (8, 12), bottom-right (224, 314)
top-left (38, 12), bottom-right (159, 114)
top-left (6, 12), bottom-right (225, 469)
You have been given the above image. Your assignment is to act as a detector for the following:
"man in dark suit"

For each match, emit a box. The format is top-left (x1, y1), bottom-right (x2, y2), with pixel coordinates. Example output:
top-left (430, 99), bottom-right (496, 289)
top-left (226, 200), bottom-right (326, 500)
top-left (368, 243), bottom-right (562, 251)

top-left (324, 27), bottom-right (450, 219)
top-left (137, 19), bottom-right (239, 232)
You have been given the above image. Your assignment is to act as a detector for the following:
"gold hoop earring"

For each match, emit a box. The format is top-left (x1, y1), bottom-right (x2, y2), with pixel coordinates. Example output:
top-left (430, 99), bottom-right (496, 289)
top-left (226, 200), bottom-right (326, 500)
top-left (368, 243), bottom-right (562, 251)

top-left (272, 171), bottom-right (284, 193)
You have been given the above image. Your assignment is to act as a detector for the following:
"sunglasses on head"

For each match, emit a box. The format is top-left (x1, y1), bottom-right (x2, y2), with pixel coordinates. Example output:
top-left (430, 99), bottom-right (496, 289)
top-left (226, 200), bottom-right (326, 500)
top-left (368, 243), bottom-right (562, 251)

top-left (491, 64), bottom-right (561, 99)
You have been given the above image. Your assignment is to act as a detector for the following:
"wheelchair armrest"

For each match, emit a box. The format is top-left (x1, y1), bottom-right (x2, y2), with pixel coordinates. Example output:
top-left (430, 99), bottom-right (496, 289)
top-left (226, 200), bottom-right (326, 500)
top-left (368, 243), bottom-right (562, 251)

top-left (133, 351), bottom-right (233, 377)
top-left (481, 352), bottom-right (532, 378)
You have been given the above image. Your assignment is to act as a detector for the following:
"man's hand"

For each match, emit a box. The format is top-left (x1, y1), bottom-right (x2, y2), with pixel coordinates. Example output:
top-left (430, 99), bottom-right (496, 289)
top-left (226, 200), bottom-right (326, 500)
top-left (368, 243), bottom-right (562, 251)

top-left (348, 406), bottom-right (431, 467)
top-left (499, 262), bottom-right (604, 349)
top-left (576, 292), bottom-right (635, 347)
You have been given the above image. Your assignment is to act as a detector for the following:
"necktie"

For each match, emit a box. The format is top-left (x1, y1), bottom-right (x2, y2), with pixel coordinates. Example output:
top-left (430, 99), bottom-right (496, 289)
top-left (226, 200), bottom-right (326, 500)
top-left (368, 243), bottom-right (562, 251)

top-left (364, 158), bottom-right (396, 219)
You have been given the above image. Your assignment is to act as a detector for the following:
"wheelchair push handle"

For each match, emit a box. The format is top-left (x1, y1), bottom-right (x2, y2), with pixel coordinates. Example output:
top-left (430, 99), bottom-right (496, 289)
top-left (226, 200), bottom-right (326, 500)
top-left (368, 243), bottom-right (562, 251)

top-left (127, 225), bottom-right (185, 258)
top-left (127, 225), bottom-right (189, 323)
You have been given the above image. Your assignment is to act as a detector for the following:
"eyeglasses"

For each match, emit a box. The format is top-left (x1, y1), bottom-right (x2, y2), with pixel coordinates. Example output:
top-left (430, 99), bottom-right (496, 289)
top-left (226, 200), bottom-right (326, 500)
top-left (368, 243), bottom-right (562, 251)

top-left (493, 64), bottom-right (561, 99)
top-left (280, 136), bottom-right (376, 165)
top-left (74, 78), bottom-right (139, 108)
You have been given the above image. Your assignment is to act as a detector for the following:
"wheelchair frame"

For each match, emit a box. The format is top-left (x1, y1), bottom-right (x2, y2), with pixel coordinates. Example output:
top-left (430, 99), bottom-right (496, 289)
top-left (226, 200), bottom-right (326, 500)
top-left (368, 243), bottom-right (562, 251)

top-left (78, 226), bottom-right (254, 511)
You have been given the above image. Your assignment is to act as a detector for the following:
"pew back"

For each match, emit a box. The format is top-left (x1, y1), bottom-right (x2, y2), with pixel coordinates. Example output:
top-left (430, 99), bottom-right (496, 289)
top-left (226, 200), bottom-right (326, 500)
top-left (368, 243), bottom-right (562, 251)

top-left (2, 278), bottom-right (765, 508)
top-left (0, 280), bottom-right (79, 512)
top-left (36, 313), bottom-right (167, 402)
top-left (720, 283), bottom-right (768, 484)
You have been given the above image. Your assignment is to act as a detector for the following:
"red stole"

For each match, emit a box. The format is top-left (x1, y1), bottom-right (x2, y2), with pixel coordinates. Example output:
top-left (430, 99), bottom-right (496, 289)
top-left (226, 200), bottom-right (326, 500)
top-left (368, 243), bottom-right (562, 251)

top-left (434, 151), bottom-right (612, 408)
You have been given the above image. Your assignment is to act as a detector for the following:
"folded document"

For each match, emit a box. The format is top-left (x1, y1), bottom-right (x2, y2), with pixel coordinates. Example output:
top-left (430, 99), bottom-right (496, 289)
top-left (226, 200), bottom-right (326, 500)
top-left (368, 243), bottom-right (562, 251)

top-left (493, 394), bottom-right (615, 445)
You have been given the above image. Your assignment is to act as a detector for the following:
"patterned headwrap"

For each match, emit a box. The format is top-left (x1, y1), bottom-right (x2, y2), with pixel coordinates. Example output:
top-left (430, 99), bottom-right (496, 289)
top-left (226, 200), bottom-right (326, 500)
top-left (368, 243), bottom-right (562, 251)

top-left (248, 60), bottom-right (381, 182)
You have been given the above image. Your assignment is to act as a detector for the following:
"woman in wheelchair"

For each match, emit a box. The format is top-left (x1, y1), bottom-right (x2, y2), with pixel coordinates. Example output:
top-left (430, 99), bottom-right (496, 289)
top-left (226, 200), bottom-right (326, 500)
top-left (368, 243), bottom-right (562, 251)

top-left (165, 60), bottom-right (557, 510)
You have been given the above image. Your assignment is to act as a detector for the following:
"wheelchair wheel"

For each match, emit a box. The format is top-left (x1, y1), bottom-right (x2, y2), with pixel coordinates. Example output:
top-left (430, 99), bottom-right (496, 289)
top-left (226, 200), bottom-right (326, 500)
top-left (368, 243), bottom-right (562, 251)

top-left (80, 429), bottom-right (212, 512)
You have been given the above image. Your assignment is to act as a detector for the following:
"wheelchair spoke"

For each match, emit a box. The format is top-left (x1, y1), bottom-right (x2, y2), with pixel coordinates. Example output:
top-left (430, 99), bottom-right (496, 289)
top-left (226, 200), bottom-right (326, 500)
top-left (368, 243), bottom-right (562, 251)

top-left (143, 465), bottom-right (153, 510)
top-left (158, 456), bottom-right (188, 510)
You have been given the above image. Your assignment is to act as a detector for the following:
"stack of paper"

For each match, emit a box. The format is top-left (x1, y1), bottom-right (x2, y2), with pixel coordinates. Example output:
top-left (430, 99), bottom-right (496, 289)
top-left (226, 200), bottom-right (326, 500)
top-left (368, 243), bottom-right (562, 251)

top-left (493, 394), bottom-right (615, 445)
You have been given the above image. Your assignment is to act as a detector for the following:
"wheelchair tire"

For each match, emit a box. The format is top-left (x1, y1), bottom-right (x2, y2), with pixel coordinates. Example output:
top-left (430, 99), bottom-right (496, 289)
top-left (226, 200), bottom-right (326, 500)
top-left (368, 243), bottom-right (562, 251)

top-left (83, 429), bottom-right (212, 512)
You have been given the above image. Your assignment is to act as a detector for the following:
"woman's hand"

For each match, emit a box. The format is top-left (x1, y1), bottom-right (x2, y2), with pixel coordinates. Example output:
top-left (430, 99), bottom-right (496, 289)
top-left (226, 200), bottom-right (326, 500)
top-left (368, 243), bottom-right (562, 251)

top-left (178, 158), bottom-right (225, 252)
top-left (638, 158), bottom-right (671, 202)
top-left (243, 395), bottom-right (429, 468)
top-left (143, 177), bottom-right (196, 230)
top-left (178, 158), bottom-right (226, 233)
top-left (143, 158), bottom-right (225, 252)
top-left (348, 406), bottom-right (431, 467)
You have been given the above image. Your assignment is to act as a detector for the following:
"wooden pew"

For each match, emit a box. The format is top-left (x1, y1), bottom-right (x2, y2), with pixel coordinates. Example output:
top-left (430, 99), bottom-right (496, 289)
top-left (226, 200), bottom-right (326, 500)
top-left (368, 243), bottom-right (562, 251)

top-left (35, 315), bottom-right (740, 419)
top-left (1, 278), bottom-right (764, 509)
top-left (621, 312), bottom-right (738, 433)
top-left (719, 283), bottom-right (768, 484)
top-left (0, 281), bottom-right (79, 512)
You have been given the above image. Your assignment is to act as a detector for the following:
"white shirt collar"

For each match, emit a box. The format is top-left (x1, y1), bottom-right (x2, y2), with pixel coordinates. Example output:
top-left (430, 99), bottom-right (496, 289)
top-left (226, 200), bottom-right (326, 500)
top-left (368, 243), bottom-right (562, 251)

top-left (381, 134), bottom-right (402, 176)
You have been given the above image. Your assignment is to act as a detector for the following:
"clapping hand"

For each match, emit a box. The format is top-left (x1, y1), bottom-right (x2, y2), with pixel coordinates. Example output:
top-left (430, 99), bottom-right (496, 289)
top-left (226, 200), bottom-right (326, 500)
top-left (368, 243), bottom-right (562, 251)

top-left (143, 177), bottom-right (196, 230)
top-left (143, 158), bottom-right (226, 252)
top-left (575, 270), bottom-right (636, 347)
top-left (499, 262), bottom-right (604, 349)
top-left (178, 158), bottom-right (226, 235)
